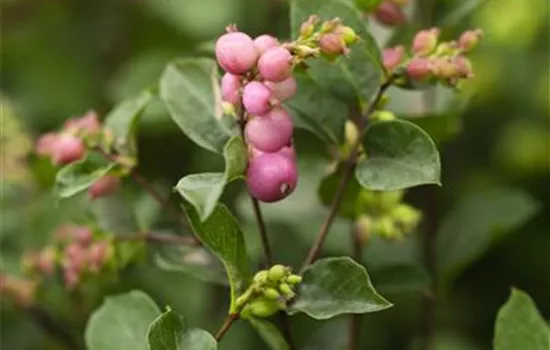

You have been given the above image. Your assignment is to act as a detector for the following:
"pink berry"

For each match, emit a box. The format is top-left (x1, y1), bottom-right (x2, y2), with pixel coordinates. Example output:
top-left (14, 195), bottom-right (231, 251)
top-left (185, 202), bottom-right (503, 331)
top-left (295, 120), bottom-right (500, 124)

top-left (215, 32), bottom-right (259, 74)
top-left (243, 81), bottom-right (273, 116)
top-left (254, 35), bottom-right (280, 54)
top-left (406, 58), bottom-right (432, 80)
top-left (36, 132), bottom-right (59, 157)
top-left (319, 33), bottom-right (346, 55)
top-left (88, 175), bottom-right (120, 199)
top-left (65, 110), bottom-right (101, 135)
top-left (247, 152), bottom-right (298, 202)
top-left (264, 76), bottom-right (297, 102)
top-left (374, 1), bottom-right (406, 26)
top-left (382, 46), bottom-right (405, 71)
top-left (220, 73), bottom-right (242, 105)
top-left (258, 47), bottom-right (293, 82)
top-left (245, 108), bottom-right (294, 153)
top-left (52, 134), bottom-right (85, 165)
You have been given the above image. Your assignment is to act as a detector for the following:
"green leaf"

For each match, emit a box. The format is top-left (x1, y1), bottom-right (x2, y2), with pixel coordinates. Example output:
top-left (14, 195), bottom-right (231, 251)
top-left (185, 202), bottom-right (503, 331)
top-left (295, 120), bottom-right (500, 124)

top-left (183, 203), bottom-right (252, 312)
top-left (353, 0), bottom-right (383, 12)
top-left (159, 58), bottom-right (232, 153)
top-left (54, 152), bottom-right (116, 198)
top-left (355, 119), bottom-right (441, 190)
top-left (85, 290), bottom-right (160, 350)
top-left (372, 264), bottom-right (431, 294)
top-left (494, 289), bottom-right (550, 350)
top-left (290, 0), bottom-right (383, 105)
top-left (247, 317), bottom-right (290, 350)
top-left (318, 162), bottom-right (362, 218)
top-left (175, 136), bottom-right (247, 221)
top-left (147, 308), bottom-right (217, 350)
top-left (286, 73), bottom-right (349, 144)
top-left (104, 89), bottom-right (154, 157)
top-left (288, 257), bottom-right (392, 319)
top-left (437, 189), bottom-right (539, 281)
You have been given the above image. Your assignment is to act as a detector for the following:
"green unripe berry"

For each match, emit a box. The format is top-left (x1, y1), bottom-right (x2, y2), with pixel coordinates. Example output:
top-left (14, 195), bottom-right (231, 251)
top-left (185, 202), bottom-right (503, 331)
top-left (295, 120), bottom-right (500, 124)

top-left (371, 110), bottom-right (396, 122)
top-left (378, 190), bottom-right (404, 211)
top-left (335, 25), bottom-right (359, 45)
top-left (263, 288), bottom-right (281, 300)
top-left (390, 204), bottom-right (422, 232)
top-left (246, 297), bottom-right (280, 318)
top-left (253, 270), bottom-right (269, 284)
top-left (286, 274), bottom-right (303, 285)
top-left (267, 265), bottom-right (288, 282)
top-left (278, 282), bottom-right (295, 298)
top-left (372, 215), bottom-right (399, 239)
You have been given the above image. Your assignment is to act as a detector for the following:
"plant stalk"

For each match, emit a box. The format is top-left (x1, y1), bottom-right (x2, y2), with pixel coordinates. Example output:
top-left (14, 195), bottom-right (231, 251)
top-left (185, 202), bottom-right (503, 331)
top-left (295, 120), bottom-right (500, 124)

top-left (214, 313), bottom-right (239, 341)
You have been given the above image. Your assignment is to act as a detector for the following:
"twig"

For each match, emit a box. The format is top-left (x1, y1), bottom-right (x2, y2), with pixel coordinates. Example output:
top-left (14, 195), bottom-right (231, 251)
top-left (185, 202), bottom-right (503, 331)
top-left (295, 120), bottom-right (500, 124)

top-left (214, 313), bottom-right (239, 341)
top-left (348, 222), bottom-right (363, 350)
top-left (114, 231), bottom-right (199, 246)
top-left (300, 77), bottom-right (395, 272)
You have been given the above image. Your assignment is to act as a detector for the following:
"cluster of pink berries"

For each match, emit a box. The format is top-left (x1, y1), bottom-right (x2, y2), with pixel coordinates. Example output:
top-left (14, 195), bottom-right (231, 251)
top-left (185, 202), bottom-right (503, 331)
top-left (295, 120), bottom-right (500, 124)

top-left (382, 28), bottom-right (484, 86)
top-left (372, 0), bottom-right (408, 27)
top-left (36, 111), bottom-right (120, 199)
top-left (22, 225), bottom-right (112, 289)
top-left (216, 20), bottom-right (357, 202)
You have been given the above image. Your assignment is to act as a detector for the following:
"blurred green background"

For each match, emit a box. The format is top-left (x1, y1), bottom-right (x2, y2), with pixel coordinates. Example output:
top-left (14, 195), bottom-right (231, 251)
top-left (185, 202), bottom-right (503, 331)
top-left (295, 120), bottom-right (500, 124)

top-left (1, 0), bottom-right (548, 349)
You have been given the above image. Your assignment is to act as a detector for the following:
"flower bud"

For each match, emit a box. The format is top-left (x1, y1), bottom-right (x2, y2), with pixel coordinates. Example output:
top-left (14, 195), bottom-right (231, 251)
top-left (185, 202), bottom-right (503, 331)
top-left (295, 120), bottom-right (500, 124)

top-left (245, 108), bottom-right (294, 153)
top-left (88, 175), bottom-right (120, 199)
top-left (319, 33), bottom-right (346, 55)
top-left (264, 76), bottom-right (297, 102)
top-left (390, 204), bottom-right (421, 233)
top-left (88, 241), bottom-right (110, 272)
top-left (263, 288), bottom-right (281, 300)
top-left (320, 18), bottom-right (341, 33)
top-left (378, 190), bottom-right (404, 210)
top-left (36, 132), bottom-right (59, 157)
top-left (334, 25), bottom-right (359, 45)
top-left (73, 226), bottom-right (93, 246)
top-left (278, 283), bottom-right (295, 298)
top-left (374, 1), bottom-right (406, 26)
top-left (215, 32), bottom-right (259, 74)
top-left (253, 270), bottom-right (269, 284)
top-left (453, 56), bottom-right (473, 78)
top-left (406, 58), bottom-right (432, 80)
top-left (63, 267), bottom-right (79, 289)
top-left (372, 216), bottom-right (400, 239)
top-left (220, 73), bottom-right (242, 105)
top-left (37, 248), bottom-right (56, 276)
top-left (433, 58), bottom-right (458, 79)
top-left (267, 264), bottom-right (288, 282)
top-left (382, 46), bottom-right (405, 72)
top-left (253, 35), bottom-right (280, 54)
top-left (458, 29), bottom-right (483, 51)
top-left (65, 110), bottom-right (101, 135)
top-left (286, 274), bottom-right (302, 285)
top-left (52, 134), bottom-right (85, 165)
top-left (412, 28), bottom-right (440, 56)
top-left (64, 243), bottom-right (87, 272)
top-left (300, 15), bottom-right (319, 38)
top-left (435, 41), bottom-right (458, 56)
top-left (242, 81), bottom-right (273, 116)
top-left (258, 47), bottom-right (293, 82)
top-left (247, 152), bottom-right (298, 203)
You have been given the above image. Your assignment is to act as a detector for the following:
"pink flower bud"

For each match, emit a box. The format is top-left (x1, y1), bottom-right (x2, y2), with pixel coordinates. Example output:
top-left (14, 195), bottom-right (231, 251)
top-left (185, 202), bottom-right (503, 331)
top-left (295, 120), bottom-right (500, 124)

top-left (64, 110), bottom-right (101, 135)
top-left (382, 46), bottom-right (405, 71)
top-left (300, 15), bottom-right (319, 38)
top-left (458, 29), bottom-right (483, 51)
top-left (215, 32), bottom-right (259, 74)
top-left (88, 241), bottom-right (110, 273)
top-left (406, 58), bottom-right (432, 80)
top-left (88, 175), bottom-right (120, 199)
top-left (454, 56), bottom-right (473, 78)
top-left (220, 73), bottom-right (242, 105)
top-left (432, 57), bottom-right (457, 79)
top-left (412, 28), bottom-right (440, 56)
top-left (242, 81), bottom-right (273, 116)
top-left (37, 248), bottom-right (56, 276)
top-left (246, 152), bottom-right (298, 203)
top-left (64, 243), bottom-right (87, 272)
top-left (319, 33), bottom-right (346, 55)
top-left (63, 267), bottom-right (79, 289)
top-left (258, 47), bottom-right (293, 82)
top-left (245, 108), bottom-right (294, 153)
top-left (36, 132), bottom-right (59, 157)
top-left (264, 76), bottom-right (297, 102)
top-left (52, 134), bottom-right (85, 165)
top-left (253, 35), bottom-right (280, 54)
top-left (73, 227), bottom-right (93, 245)
top-left (374, 1), bottom-right (406, 26)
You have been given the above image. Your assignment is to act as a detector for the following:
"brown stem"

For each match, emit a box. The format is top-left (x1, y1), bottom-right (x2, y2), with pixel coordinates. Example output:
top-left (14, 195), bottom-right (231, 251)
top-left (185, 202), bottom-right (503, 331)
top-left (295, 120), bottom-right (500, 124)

top-left (250, 197), bottom-right (274, 266)
top-left (348, 223), bottom-right (364, 350)
top-left (300, 77), bottom-right (395, 272)
top-left (214, 313), bottom-right (239, 342)
top-left (115, 231), bottom-right (199, 246)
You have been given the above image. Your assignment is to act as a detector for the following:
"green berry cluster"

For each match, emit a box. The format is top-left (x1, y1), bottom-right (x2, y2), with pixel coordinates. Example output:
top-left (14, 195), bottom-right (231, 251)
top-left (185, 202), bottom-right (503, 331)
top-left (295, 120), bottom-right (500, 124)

top-left (236, 265), bottom-right (302, 318)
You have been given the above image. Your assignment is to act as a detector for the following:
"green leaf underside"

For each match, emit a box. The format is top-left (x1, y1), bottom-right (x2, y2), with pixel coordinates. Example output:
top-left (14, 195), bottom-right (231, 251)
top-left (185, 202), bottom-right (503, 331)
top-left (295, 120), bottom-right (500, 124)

top-left (159, 58), bottom-right (231, 153)
top-left (288, 257), bottom-right (392, 319)
top-left (290, 0), bottom-right (383, 105)
top-left (104, 89), bottom-right (154, 157)
top-left (55, 152), bottom-right (116, 198)
top-left (247, 317), bottom-right (290, 350)
top-left (436, 189), bottom-right (539, 281)
top-left (286, 73), bottom-right (348, 144)
top-left (355, 119), bottom-right (441, 190)
top-left (85, 290), bottom-right (160, 350)
top-left (318, 162), bottom-right (362, 218)
top-left (175, 136), bottom-right (247, 221)
top-left (183, 203), bottom-right (252, 313)
top-left (494, 289), bottom-right (550, 350)
top-left (147, 308), bottom-right (217, 350)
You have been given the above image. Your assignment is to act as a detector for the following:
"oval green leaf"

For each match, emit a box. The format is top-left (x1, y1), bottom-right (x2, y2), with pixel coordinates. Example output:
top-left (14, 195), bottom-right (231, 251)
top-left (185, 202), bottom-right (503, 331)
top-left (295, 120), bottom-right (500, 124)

top-left (159, 58), bottom-right (232, 153)
top-left (85, 290), bottom-right (160, 350)
top-left (355, 119), bottom-right (441, 190)
top-left (175, 136), bottom-right (247, 221)
top-left (288, 257), bottom-right (392, 319)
